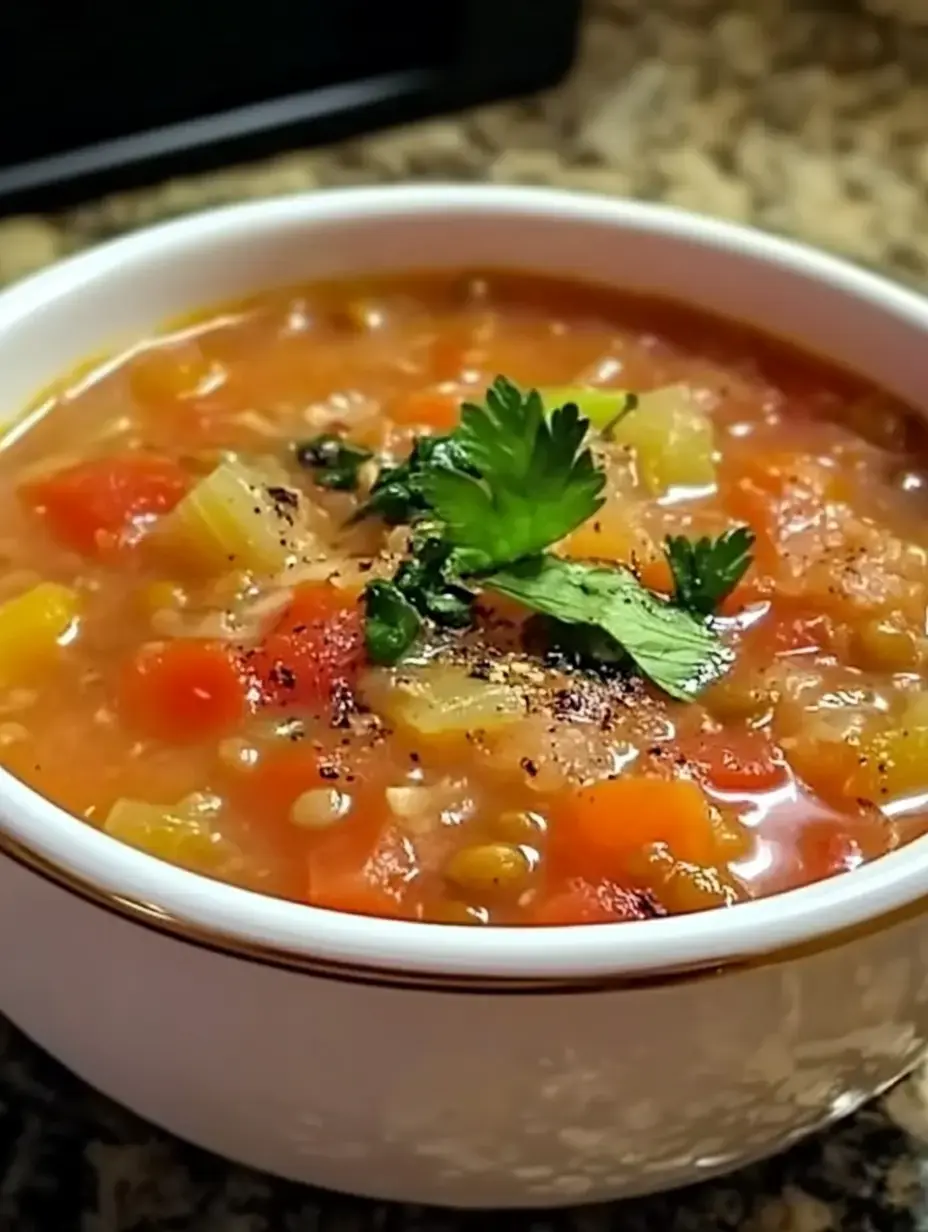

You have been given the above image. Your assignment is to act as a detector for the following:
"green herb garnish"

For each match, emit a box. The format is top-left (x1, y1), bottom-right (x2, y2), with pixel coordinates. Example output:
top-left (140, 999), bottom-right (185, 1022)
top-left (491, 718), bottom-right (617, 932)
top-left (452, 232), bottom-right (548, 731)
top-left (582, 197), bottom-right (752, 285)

top-left (337, 376), bottom-right (747, 699)
top-left (392, 528), bottom-right (475, 630)
top-left (486, 556), bottom-right (731, 701)
top-left (354, 434), bottom-right (474, 526)
top-left (664, 526), bottom-right (756, 617)
top-left (364, 580), bottom-right (422, 665)
top-left (295, 434), bottom-right (373, 491)
top-left (422, 377), bottom-right (604, 571)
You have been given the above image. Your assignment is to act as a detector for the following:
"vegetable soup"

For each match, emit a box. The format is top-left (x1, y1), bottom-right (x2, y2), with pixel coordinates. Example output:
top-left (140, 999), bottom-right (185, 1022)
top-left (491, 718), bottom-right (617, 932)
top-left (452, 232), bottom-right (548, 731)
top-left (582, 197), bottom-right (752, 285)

top-left (1, 271), bottom-right (927, 926)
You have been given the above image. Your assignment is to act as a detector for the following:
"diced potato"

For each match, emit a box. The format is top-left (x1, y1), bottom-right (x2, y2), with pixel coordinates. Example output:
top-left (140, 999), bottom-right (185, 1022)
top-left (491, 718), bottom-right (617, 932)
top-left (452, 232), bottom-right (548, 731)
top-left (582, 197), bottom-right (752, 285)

top-left (0, 582), bottom-right (79, 683)
top-left (845, 724), bottom-right (928, 803)
top-left (838, 692), bottom-right (928, 803)
top-left (703, 665), bottom-right (775, 723)
top-left (850, 617), bottom-right (920, 673)
top-left (104, 793), bottom-right (241, 875)
top-left (361, 664), bottom-right (525, 739)
top-left (608, 385), bottom-right (716, 495)
top-left (626, 843), bottom-right (742, 912)
top-left (159, 459), bottom-right (304, 575)
top-left (562, 501), bottom-right (673, 591)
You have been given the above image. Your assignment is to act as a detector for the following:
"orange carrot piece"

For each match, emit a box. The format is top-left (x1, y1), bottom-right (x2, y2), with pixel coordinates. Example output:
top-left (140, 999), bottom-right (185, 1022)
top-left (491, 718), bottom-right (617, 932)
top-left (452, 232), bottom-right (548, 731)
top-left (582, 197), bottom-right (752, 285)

top-left (119, 640), bottom-right (248, 742)
top-left (556, 776), bottom-right (718, 872)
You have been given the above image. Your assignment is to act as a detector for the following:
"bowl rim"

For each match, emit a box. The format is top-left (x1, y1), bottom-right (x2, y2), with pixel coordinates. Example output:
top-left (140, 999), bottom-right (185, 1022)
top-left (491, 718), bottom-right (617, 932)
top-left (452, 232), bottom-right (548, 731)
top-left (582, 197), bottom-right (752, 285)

top-left (2, 182), bottom-right (928, 983)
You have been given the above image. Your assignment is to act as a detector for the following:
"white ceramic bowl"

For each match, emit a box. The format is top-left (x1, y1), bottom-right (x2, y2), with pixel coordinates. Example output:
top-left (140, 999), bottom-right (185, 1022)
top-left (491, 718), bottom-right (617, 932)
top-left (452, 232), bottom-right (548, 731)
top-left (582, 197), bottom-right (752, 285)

top-left (1, 186), bottom-right (928, 1209)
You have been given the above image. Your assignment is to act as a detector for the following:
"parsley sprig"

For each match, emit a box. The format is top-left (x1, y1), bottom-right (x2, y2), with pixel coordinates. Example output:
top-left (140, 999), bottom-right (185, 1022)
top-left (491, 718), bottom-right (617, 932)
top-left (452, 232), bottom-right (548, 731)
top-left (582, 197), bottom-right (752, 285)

top-left (423, 379), bottom-right (604, 571)
top-left (665, 526), bottom-right (756, 617)
top-left (487, 556), bottom-right (731, 701)
top-left (295, 434), bottom-right (373, 491)
top-left (351, 376), bottom-right (750, 700)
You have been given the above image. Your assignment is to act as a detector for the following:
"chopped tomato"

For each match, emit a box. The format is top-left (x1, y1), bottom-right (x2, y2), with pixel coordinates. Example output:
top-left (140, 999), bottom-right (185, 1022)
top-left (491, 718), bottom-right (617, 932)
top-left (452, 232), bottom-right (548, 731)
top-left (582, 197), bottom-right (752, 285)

top-left (681, 728), bottom-right (789, 794)
top-left (798, 812), bottom-right (890, 881)
top-left (534, 877), bottom-right (665, 925)
top-left (554, 776), bottom-right (718, 873)
top-left (119, 640), bottom-right (248, 742)
top-left (243, 583), bottom-right (364, 712)
top-left (799, 822), bottom-right (862, 882)
top-left (307, 821), bottom-right (419, 919)
top-left (230, 745), bottom-right (333, 828)
top-left (21, 453), bottom-right (190, 556)
top-left (749, 605), bottom-right (833, 658)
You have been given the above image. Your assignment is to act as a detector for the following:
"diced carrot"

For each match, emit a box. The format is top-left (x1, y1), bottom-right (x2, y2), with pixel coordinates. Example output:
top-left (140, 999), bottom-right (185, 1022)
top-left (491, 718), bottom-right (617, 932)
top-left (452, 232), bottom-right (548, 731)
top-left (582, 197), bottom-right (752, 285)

top-left (21, 453), bottom-right (190, 557)
top-left (721, 476), bottom-right (778, 567)
top-left (679, 728), bottom-right (788, 794)
top-left (242, 583), bottom-right (364, 712)
top-left (534, 877), bottom-right (665, 925)
top-left (390, 388), bottom-right (462, 431)
top-left (119, 640), bottom-right (249, 742)
top-left (554, 776), bottom-right (718, 873)
top-left (307, 821), bottom-right (418, 919)
top-left (230, 746), bottom-right (331, 828)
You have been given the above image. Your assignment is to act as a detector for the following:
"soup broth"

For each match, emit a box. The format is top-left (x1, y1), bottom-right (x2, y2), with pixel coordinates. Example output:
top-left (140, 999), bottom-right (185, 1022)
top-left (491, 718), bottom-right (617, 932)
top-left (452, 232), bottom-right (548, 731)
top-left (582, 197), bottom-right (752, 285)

top-left (0, 271), bottom-right (926, 925)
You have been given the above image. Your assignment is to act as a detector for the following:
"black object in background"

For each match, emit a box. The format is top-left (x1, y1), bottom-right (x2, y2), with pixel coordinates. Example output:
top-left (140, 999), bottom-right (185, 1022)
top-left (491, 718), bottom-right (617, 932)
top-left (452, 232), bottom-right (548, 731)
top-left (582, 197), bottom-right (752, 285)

top-left (0, 0), bottom-right (580, 212)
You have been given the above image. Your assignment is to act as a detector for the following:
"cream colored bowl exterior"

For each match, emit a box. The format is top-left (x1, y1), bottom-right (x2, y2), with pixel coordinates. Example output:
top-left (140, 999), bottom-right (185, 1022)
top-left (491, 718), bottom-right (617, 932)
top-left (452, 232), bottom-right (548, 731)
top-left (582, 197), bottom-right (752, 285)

top-left (0, 187), bottom-right (927, 1208)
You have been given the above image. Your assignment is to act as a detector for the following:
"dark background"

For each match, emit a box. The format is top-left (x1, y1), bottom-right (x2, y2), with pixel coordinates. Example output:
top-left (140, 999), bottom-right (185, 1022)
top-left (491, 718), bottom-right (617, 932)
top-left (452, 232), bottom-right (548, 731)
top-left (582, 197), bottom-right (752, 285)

top-left (0, 0), bottom-right (579, 210)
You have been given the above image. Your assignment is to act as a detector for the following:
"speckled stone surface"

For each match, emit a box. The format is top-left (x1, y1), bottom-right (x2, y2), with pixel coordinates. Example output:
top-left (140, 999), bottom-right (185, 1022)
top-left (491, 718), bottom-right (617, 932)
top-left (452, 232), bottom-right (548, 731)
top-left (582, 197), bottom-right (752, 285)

top-left (3, 1), bottom-right (928, 1228)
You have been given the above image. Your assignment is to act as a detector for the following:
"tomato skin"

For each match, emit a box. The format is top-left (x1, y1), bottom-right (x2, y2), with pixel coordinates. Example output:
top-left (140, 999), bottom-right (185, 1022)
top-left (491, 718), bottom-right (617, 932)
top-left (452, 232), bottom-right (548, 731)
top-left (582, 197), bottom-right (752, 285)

top-left (21, 453), bottom-right (190, 556)
top-left (534, 878), bottom-right (665, 925)
top-left (119, 640), bottom-right (248, 742)
top-left (681, 728), bottom-right (788, 794)
top-left (243, 583), bottom-right (364, 711)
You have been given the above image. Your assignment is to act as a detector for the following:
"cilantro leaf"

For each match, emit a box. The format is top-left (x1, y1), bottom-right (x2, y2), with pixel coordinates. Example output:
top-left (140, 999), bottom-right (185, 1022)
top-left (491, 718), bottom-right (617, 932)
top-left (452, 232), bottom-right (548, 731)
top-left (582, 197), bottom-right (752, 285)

top-left (393, 528), bottom-right (475, 629)
top-left (485, 555), bottom-right (732, 700)
top-left (295, 435), bottom-right (373, 491)
top-left (665, 526), bottom-right (756, 617)
top-left (354, 434), bottom-right (474, 525)
top-left (364, 581), bottom-right (422, 665)
top-left (420, 377), bottom-right (605, 569)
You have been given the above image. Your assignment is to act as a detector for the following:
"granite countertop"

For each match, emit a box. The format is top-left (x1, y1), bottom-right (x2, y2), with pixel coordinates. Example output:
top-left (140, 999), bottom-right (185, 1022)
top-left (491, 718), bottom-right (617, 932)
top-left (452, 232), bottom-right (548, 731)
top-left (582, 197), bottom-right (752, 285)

top-left (3, 0), bottom-right (928, 1228)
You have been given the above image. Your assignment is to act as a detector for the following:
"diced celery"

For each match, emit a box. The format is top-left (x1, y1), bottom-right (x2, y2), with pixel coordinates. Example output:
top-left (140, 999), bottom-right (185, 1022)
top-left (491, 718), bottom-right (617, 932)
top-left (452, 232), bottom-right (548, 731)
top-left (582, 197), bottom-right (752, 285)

top-left (540, 386), bottom-right (638, 431)
top-left (0, 581), bottom-right (79, 683)
top-left (104, 793), bottom-right (241, 875)
top-left (361, 663), bottom-right (525, 739)
top-left (160, 459), bottom-right (303, 575)
top-left (608, 385), bottom-right (717, 495)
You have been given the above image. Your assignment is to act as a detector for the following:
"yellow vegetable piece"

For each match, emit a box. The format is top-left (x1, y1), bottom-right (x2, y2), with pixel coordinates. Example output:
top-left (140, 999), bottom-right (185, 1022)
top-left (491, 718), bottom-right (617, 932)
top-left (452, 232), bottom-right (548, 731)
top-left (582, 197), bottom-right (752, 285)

top-left (0, 581), bottom-right (79, 683)
top-left (608, 385), bottom-right (716, 496)
top-left (540, 386), bottom-right (638, 430)
top-left (104, 794), bottom-right (242, 876)
top-left (139, 579), bottom-right (188, 616)
top-left (160, 459), bottom-right (303, 575)
top-left (361, 663), bottom-right (525, 740)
